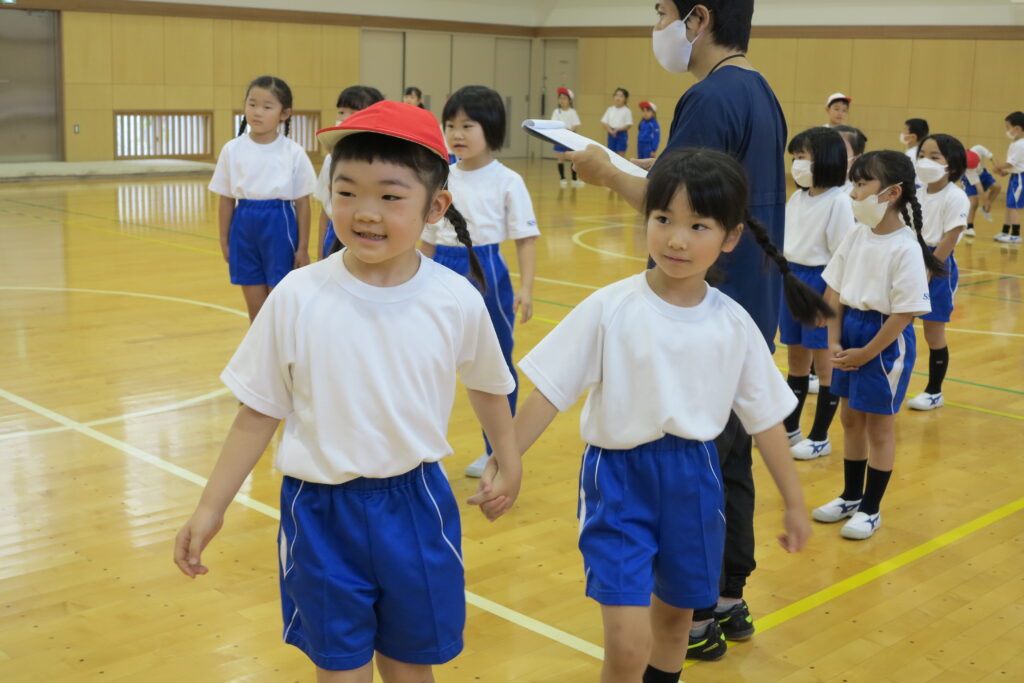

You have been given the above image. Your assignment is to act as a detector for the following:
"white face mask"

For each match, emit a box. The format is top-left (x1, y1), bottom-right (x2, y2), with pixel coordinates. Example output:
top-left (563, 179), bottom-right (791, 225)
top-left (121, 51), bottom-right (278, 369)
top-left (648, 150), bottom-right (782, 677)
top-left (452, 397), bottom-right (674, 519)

top-left (791, 159), bottom-right (814, 188)
top-left (851, 185), bottom-right (897, 228)
top-left (916, 158), bottom-right (947, 184)
top-left (652, 9), bottom-right (702, 74)
top-left (899, 133), bottom-right (910, 146)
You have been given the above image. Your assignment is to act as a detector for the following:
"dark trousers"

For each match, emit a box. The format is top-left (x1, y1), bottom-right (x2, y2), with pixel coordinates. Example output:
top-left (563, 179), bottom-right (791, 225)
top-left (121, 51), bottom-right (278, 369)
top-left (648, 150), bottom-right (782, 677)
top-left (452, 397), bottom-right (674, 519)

top-left (693, 411), bottom-right (755, 621)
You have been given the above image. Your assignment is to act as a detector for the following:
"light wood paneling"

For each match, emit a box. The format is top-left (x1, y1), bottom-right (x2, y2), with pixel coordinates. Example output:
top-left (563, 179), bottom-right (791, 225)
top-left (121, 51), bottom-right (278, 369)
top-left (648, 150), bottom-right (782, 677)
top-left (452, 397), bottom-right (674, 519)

top-left (278, 22), bottom-right (321, 88)
top-left (111, 14), bottom-right (165, 84)
top-left (908, 40), bottom-right (976, 115)
top-left (230, 20), bottom-right (279, 86)
top-left (452, 34), bottom-right (497, 89)
top-left (163, 17), bottom-right (215, 86)
top-left (61, 11), bottom-right (112, 84)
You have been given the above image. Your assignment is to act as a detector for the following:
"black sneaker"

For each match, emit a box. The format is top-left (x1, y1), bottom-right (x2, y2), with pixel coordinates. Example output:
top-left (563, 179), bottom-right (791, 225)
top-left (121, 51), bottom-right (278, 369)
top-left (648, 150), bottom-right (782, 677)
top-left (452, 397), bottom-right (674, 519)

top-left (714, 600), bottom-right (755, 641)
top-left (685, 619), bottom-right (727, 661)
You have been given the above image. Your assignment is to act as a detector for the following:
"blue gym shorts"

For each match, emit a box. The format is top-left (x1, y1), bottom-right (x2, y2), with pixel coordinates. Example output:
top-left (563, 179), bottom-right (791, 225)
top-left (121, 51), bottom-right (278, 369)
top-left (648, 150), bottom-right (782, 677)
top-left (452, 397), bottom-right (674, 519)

top-left (831, 308), bottom-right (917, 415)
top-left (277, 462), bottom-right (465, 671)
top-left (229, 199), bottom-right (298, 287)
top-left (962, 169), bottom-right (996, 197)
top-left (607, 131), bottom-right (628, 153)
top-left (577, 434), bottom-right (725, 609)
top-left (778, 263), bottom-right (829, 349)
top-left (1008, 173), bottom-right (1024, 209)
top-left (920, 249), bottom-right (958, 323)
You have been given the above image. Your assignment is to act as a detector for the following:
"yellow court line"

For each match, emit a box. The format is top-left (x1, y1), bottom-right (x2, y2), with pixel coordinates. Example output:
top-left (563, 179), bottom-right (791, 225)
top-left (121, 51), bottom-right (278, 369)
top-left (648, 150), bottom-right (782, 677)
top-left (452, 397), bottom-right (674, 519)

top-left (942, 400), bottom-right (1024, 421)
top-left (532, 315), bottom-right (561, 325)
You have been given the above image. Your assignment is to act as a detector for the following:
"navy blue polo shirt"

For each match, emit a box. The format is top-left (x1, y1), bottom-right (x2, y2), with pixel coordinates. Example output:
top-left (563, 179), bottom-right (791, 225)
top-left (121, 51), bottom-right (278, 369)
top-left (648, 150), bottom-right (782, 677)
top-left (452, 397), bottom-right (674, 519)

top-left (657, 65), bottom-right (788, 348)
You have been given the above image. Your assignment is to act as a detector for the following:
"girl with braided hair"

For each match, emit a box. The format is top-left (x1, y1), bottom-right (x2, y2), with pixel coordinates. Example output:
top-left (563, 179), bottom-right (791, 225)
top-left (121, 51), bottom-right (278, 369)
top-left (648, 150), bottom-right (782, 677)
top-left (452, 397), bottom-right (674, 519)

top-left (504, 148), bottom-right (820, 683)
top-left (812, 150), bottom-right (944, 541)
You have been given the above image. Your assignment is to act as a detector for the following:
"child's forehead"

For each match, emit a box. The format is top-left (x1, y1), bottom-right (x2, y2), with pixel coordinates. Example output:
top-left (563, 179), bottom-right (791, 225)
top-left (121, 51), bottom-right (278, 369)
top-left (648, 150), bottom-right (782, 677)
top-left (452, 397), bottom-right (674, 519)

top-left (333, 157), bottom-right (423, 183)
top-left (247, 87), bottom-right (279, 102)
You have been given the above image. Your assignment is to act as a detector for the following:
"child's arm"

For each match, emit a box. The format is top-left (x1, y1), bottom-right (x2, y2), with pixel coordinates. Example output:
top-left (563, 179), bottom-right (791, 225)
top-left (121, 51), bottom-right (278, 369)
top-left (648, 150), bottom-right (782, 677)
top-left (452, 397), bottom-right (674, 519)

top-left (293, 196), bottom-right (311, 268)
top-left (174, 405), bottom-right (281, 578)
top-left (464, 389), bottom-right (521, 521)
top-left (317, 208), bottom-right (329, 260)
top-left (751, 423), bottom-right (811, 552)
top-left (833, 312), bottom-right (914, 371)
top-left (932, 226), bottom-right (963, 264)
top-left (218, 196), bottom-right (235, 262)
top-left (513, 388), bottom-right (559, 453)
top-left (513, 236), bottom-right (537, 323)
top-left (825, 286), bottom-right (844, 358)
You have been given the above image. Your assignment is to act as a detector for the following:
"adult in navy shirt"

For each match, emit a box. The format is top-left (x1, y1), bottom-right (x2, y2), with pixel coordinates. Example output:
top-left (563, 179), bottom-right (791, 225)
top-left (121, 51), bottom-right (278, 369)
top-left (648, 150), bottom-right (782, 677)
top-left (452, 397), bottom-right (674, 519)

top-left (570, 0), bottom-right (788, 673)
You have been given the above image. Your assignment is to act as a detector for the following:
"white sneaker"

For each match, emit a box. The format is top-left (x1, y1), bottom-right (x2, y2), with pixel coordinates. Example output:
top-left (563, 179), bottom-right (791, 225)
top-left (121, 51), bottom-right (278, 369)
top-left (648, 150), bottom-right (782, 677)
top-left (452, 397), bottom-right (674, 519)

top-left (964, 226), bottom-right (976, 237)
top-left (812, 497), bottom-right (861, 523)
top-left (464, 453), bottom-right (490, 478)
top-left (791, 438), bottom-right (832, 460)
top-left (907, 391), bottom-right (944, 411)
top-left (787, 428), bottom-right (803, 446)
top-left (995, 232), bottom-right (1010, 242)
top-left (559, 179), bottom-right (569, 188)
top-left (981, 207), bottom-right (993, 222)
top-left (841, 511), bottom-right (882, 540)
top-left (1008, 235), bottom-right (1022, 244)
top-left (808, 373), bottom-right (820, 395)
top-left (572, 179), bottom-right (585, 188)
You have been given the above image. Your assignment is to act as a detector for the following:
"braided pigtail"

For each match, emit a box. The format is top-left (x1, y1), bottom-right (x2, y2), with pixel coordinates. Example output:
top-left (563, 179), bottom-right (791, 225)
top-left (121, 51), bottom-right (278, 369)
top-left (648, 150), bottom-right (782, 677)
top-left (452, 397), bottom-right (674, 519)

top-left (284, 118), bottom-right (292, 138)
top-left (744, 211), bottom-right (834, 326)
top-left (237, 116), bottom-right (248, 137)
top-left (447, 204), bottom-right (486, 292)
top-left (901, 185), bottom-right (946, 276)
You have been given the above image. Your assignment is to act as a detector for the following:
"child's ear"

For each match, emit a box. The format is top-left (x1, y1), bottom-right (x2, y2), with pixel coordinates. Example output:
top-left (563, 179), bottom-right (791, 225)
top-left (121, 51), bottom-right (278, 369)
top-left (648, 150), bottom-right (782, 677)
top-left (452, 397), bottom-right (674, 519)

top-left (721, 223), bottom-right (744, 253)
top-left (280, 107), bottom-right (292, 121)
top-left (427, 189), bottom-right (453, 224)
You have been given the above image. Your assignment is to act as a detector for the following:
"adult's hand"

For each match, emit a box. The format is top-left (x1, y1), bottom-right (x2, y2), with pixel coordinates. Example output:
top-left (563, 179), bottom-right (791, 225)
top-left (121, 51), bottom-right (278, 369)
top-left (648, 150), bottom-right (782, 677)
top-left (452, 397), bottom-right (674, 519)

top-left (566, 145), bottom-right (619, 188)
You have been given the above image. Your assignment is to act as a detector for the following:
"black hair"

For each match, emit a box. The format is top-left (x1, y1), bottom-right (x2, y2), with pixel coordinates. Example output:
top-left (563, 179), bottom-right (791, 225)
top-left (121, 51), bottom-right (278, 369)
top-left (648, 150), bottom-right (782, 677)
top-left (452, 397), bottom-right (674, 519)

top-left (404, 86), bottom-right (425, 108)
top-left (789, 127), bottom-right (848, 189)
top-left (672, 1), bottom-right (753, 52)
top-left (917, 134), bottom-right (967, 183)
top-left (1005, 111), bottom-right (1024, 129)
top-left (328, 133), bottom-right (485, 288)
top-left (833, 124), bottom-right (867, 156)
top-left (904, 118), bottom-right (929, 142)
top-left (849, 151), bottom-right (945, 276)
top-left (614, 87), bottom-right (629, 100)
top-left (337, 85), bottom-right (385, 111)
top-left (644, 148), bottom-right (833, 326)
top-left (238, 75), bottom-right (294, 137)
top-left (442, 85), bottom-right (506, 151)
top-left (557, 90), bottom-right (574, 108)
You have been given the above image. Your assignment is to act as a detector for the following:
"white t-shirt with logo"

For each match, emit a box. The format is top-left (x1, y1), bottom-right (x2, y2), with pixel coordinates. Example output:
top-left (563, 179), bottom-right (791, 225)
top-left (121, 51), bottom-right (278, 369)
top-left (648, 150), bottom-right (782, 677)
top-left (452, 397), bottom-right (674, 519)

top-left (209, 133), bottom-right (316, 200)
top-left (221, 251), bottom-right (515, 484)
top-left (784, 186), bottom-right (856, 266)
top-left (919, 182), bottom-right (969, 247)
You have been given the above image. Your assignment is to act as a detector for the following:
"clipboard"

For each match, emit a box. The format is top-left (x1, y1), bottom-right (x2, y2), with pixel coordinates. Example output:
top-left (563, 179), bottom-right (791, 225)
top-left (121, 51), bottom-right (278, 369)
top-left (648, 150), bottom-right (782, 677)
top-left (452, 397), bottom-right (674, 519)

top-left (522, 119), bottom-right (649, 179)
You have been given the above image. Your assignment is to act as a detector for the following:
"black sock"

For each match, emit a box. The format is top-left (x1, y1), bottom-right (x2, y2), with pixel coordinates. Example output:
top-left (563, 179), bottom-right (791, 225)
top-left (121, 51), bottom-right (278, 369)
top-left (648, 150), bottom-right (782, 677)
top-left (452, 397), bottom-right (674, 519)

top-left (967, 222), bottom-right (974, 231)
top-left (859, 466), bottom-right (892, 515)
top-left (571, 168), bottom-right (578, 180)
top-left (692, 606), bottom-right (715, 622)
top-left (1002, 224), bottom-right (1011, 234)
top-left (557, 163), bottom-right (565, 180)
top-left (924, 346), bottom-right (949, 394)
top-left (808, 385), bottom-right (839, 441)
top-left (783, 375), bottom-right (810, 433)
top-left (841, 459), bottom-right (867, 501)
top-left (1013, 224), bottom-right (1021, 236)
top-left (644, 665), bottom-right (683, 683)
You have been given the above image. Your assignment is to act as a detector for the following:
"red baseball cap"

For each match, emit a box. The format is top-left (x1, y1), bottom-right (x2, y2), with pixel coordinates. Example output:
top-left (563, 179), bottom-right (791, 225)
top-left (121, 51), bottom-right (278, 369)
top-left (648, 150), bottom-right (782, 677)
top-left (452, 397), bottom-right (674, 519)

top-left (639, 101), bottom-right (656, 112)
top-left (966, 149), bottom-right (980, 170)
top-left (557, 86), bottom-right (574, 100)
top-left (316, 100), bottom-right (448, 161)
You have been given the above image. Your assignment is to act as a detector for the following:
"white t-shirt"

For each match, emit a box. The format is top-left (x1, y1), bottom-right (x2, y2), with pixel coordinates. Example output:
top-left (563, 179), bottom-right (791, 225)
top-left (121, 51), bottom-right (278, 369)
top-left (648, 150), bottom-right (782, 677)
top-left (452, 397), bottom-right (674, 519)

top-left (905, 146), bottom-right (918, 162)
top-left (783, 186), bottom-right (856, 266)
top-left (971, 144), bottom-right (993, 162)
top-left (601, 105), bottom-right (632, 130)
top-left (551, 107), bottom-right (582, 129)
top-left (421, 160), bottom-right (540, 247)
top-left (822, 223), bottom-right (931, 316)
top-left (315, 154), bottom-right (332, 208)
top-left (919, 182), bottom-right (969, 247)
top-left (209, 133), bottom-right (317, 200)
top-left (518, 274), bottom-right (797, 448)
top-left (1006, 138), bottom-right (1024, 174)
top-left (221, 251), bottom-right (515, 485)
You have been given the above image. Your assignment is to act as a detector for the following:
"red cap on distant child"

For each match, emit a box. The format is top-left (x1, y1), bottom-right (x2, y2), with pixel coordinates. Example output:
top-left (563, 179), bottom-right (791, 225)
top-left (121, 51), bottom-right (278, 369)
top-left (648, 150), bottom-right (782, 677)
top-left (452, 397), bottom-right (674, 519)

top-left (316, 101), bottom-right (448, 161)
top-left (639, 101), bottom-right (656, 112)
top-left (965, 149), bottom-right (980, 170)
top-left (557, 86), bottom-right (574, 100)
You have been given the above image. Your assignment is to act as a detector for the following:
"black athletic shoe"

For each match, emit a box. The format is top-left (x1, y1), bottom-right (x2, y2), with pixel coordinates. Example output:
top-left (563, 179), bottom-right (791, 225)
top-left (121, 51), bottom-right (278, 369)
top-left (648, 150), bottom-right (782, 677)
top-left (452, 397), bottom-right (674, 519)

top-left (685, 619), bottom-right (727, 661)
top-left (715, 600), bottom-right (755, 641)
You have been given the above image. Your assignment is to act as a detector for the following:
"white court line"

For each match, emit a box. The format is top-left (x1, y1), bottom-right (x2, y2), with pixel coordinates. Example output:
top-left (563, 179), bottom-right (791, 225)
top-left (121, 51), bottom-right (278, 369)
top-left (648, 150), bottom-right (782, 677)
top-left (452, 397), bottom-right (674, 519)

top-left (959, 268), bottom-right (1024, 278)
top-left (510, 272), bottom-right (601, 291)
top-left (571, 224), bottom-right (648, 263)
top-left (0, 286), bottom-right (249, 319)
top-left (0, 386), bottom-right (606, 663)
top-left (1, 387), bottom-right (232, 441)
top-left (918, 324), bottom-right (1024, 339)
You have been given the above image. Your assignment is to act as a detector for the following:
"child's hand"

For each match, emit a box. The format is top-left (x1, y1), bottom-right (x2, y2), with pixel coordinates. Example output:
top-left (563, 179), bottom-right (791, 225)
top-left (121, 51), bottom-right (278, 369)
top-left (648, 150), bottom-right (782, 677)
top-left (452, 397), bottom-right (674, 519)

top-left (778, 506), bottom-right (812, 553)
top-left (466, 456), bottom-right (522, 521)
top-left (220, 240), bottom-right (230, 263)
top-left (294, 249), bottom-right (310, 269)
top-left (514, 290), bottom-right (533, 323)
top-left (833, 346), bottom-right (869, 371)
top-left (174, 507), bottom-right (224, 578)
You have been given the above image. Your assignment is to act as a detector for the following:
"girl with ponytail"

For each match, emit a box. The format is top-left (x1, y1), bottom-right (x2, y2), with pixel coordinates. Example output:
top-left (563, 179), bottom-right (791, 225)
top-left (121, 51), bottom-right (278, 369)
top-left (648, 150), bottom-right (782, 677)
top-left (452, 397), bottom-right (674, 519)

top-left (178, 101), bottom-right (521, 682)
top-left (507, 148), bottom-right (814, 683)
top-left (811, 150), bottom-right (939, 542)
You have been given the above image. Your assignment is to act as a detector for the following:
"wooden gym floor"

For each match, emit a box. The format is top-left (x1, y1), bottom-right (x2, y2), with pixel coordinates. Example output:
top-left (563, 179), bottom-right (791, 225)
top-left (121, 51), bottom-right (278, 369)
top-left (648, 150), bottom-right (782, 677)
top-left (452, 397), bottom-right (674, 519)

top-left (1, 160), bottom-right (1022, 682)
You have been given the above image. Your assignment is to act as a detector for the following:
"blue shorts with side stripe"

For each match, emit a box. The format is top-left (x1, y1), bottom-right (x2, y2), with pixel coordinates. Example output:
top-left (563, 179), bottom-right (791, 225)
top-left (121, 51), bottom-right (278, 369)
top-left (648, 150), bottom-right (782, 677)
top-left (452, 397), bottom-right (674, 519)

top-left (778, 263), bottom-right (829, 348)
top-left (831, 308), bottom-right (917, 415)
top-left (577, 434), bottom-right (725, 609)
top-left (228, 199), bottom-right (297, 287)
top-left (277, 463), bottom-right (465, 670)
top-left (920, 249), bottom-right (958, 323)
top-left (962, 169), bottom-right (996, 197)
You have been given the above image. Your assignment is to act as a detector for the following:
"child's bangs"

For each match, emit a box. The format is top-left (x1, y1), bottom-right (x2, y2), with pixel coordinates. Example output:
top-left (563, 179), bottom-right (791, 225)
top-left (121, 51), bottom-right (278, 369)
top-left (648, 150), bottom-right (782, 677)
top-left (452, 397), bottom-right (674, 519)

top-left (331, 133), bottom-right (447, 189)
top-left (644, 149), bottom-right (747, 230)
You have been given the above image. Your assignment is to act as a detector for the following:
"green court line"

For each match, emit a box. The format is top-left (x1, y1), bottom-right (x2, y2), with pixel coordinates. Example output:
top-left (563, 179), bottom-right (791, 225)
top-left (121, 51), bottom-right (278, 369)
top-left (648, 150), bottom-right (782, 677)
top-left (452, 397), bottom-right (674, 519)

top-left (958, 275), bottom-right (1014, 288)
top-left (2, 198), bottom-right (219, 242)
top-left (961, 291), bottom-right (1024, 304)
top-left (534, 297), bottom-right (577, 309)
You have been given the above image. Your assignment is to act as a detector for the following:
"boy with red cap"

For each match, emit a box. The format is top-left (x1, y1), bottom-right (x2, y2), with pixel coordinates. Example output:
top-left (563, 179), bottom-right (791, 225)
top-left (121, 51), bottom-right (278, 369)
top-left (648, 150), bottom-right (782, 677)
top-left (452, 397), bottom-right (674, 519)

top-left (637, 101), bottom-right (661, 159)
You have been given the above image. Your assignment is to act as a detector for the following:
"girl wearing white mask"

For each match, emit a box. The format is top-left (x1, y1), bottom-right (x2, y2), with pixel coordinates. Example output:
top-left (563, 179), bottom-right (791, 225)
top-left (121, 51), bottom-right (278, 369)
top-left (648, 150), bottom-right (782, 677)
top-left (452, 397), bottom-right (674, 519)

top-left (814, 151), bottom-right (944, 541)
top-left (905, 135), bottom-right (970, 412)
top-left (782, 128), bottom-right (855, 461)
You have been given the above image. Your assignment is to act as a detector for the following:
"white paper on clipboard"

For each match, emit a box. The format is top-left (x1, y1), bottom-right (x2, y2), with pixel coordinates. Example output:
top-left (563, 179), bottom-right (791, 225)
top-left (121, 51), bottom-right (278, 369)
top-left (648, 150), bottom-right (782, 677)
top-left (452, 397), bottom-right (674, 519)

top-left (522, 119), bottom-right (649, 178)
